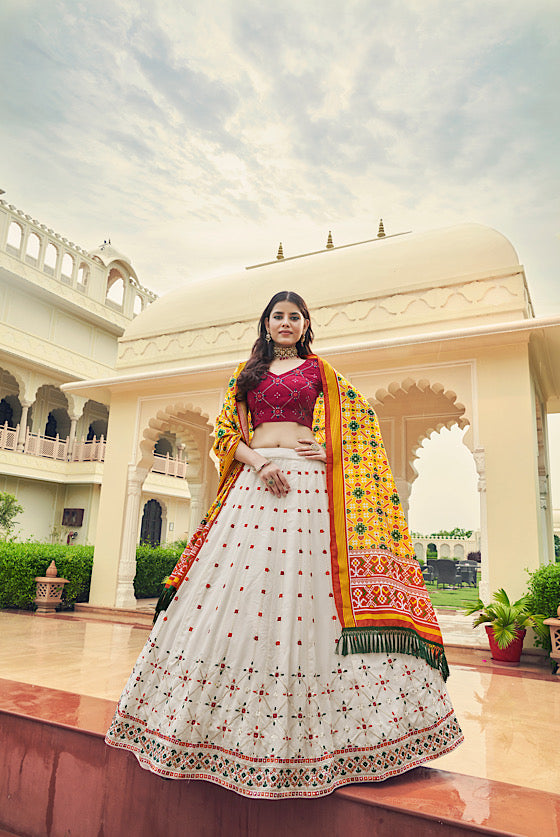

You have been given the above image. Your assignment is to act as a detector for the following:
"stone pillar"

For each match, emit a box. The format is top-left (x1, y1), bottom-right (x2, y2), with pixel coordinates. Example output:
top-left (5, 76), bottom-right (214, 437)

top-left (115, 465), bottom-right (149, 608)
top-left (17, 402), bottom-right (31, 451)
top-left (188, 484), bottom-right (203, 538)
top-left (474, 447), bottom-right (489, 602)
top-left (67, 415), bottom-right (79, 460)
top-left (476, 344), bottom-right (543, 600)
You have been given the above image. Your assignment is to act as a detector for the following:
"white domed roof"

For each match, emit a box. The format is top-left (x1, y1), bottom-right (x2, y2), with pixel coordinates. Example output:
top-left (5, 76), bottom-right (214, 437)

top-left (123, 224), bottom-right (520, 343)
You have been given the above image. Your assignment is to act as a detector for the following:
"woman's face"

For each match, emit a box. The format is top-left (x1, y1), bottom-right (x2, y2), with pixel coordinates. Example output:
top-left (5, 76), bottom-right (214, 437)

top-left (266, 301), bottom-right (308, 346)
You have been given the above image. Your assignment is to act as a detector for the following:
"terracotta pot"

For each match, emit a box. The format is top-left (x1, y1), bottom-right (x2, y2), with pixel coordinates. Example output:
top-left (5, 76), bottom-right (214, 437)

top-left (485, 625), bottom-right (526, 666)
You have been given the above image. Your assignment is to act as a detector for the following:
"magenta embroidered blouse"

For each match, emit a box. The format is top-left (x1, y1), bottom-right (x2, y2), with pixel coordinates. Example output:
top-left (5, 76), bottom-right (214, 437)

top-left (247, 358), bottom-right (323, 429)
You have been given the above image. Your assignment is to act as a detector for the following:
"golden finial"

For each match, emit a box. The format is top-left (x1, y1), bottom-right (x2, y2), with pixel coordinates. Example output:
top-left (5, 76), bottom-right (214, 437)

top-left (276, 242), bottom-right (284, 260)
top-left (326, 231), bottom-right (334, 249)
top-left (377, 219), bottom-right (385, 238)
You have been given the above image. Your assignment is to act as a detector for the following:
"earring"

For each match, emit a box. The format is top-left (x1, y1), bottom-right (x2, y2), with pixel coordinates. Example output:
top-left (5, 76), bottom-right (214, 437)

top-left (265, 332), bottom-right (272, 342)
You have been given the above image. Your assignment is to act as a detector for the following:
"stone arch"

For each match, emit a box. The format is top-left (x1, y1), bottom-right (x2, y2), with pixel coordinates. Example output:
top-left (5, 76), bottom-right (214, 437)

top-left (154, 436), bottom-right (174, 457)
top-left (454, 543), bottom-right (465, 559)
top-left (79, 399), bottom-right (109, 440)
top-left (439, 542), bottom-right (450, 558)
top-left (44, 241), bottom-right (58, 274)
top-left (413, 542), bottom-right (424, 561)
top-left (371, 377), bottom-right (470, 488)
top-left (25, 231), bottom-right (41, 262)
top-left (133, 294), bottom-right (144, 315)
top-left (45, 407), bottom-right (70, 439)
top-left (138, 401), bottom-right (212, 478)
top-left (140, 498), bottom-right (163, 546)
top-left (7, 221), bottom-right (23, 253)
top-left (427, 542), bottom-right (438, 557)
top-left (77, 263), bottom-right (89, 288)
top-left (33, 384), bottom-right (70, 437)
top-left (106, 268), bottom-right (125, 306)
top-left (61, 252), bottom-right (75, 283)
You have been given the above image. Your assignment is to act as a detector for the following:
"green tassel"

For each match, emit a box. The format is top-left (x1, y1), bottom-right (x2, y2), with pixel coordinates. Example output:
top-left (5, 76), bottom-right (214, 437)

top-left (153, 585), bottom-right (177, 624)
top-left (336, 626), bottom-right (450, 681)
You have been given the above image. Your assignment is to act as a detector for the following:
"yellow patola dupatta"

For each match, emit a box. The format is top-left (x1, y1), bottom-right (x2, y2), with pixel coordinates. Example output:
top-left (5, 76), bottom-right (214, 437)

top-left (164, 356), bottom-right (449, 680)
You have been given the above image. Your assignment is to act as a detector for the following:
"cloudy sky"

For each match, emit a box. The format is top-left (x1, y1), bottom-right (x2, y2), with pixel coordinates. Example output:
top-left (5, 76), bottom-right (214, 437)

top-left (1, 0), bottom-right (559, 531)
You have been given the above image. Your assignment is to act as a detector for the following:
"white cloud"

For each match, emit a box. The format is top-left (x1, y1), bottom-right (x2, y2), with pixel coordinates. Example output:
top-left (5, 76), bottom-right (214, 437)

top-left (0, 0), bottom-right (558, 306)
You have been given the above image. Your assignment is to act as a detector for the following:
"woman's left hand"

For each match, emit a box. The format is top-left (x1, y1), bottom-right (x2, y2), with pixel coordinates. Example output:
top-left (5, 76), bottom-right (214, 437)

top-left (295, 438), bottom-right (327, 462)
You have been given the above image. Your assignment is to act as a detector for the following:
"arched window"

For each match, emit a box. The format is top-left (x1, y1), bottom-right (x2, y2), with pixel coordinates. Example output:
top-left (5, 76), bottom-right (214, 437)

top-left (61, 253), bottom-right (74, 284)
top-left (44, 408), bottom-right (70, 439)
top-left (26, 232), bottom-right (41, 263)
top-left (427, 542), bottom-right (438, 558)
top-left (45, 412), bottom-right (57, 438)
top-left (140, 499), bottom-right (162, 546)
top-left (87, 419), bottom-right (108, 440)
top-left (7, 222), bottom-right (23, 253)
top-left (44, 242), bottom-right (58, 275)
top-left (77, 263), bottom-right (89, 289)
top-left (106, 269), bottom-right (125, 306)
top-left (0, 398), bottom-right (14, 427)
top-left (154, 437), bottom-right (173, 457)
top-left (133, 294), bottom-right (143, 315)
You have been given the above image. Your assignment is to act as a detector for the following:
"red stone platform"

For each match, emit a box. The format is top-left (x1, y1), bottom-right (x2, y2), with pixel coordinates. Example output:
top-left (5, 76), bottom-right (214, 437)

top-left (1, 678), bottom-right (558, 837)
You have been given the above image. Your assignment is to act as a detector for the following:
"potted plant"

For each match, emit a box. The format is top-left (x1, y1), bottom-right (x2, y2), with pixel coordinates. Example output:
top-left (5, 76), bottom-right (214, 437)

top-left (464, 588), bottom-right (547, 666)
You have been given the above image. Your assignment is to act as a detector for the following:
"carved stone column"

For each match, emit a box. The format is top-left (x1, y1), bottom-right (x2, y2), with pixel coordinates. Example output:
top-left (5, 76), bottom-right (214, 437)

top-left (67, 415), bottom-right (79, 460)
top-left (188, 483), bottom-right (203, 538)
top-left (17, 402), bottom-right (32, 451)
top-left (473, 447), bottom-right (489, 601)
top-left (115, 465), bottom-right (148, 608)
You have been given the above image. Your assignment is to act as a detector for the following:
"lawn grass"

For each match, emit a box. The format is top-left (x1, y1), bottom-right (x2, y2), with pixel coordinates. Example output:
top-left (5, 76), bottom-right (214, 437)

top-left (425, 577), bottom-right (481, 610)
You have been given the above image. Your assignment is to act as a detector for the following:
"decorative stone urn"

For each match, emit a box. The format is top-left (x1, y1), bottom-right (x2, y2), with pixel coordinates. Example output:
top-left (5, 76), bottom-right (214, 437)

top-left (543, 605), bottom-right (560, 673)
top-left (34, 561), bottom-right (69, 614)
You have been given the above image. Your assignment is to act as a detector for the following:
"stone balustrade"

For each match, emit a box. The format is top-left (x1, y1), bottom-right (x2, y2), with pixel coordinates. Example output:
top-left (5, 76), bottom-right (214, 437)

top-left (0, 200), bottom-right (156, 319)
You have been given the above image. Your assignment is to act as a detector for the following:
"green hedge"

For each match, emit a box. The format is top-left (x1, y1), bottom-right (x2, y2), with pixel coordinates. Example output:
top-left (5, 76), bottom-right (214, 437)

top-left (0, 542), bottom-right (184, 611)
top-left (133, 545), bottom-right (183, 598)
top-left (526, 563), bottom-right (560, 653)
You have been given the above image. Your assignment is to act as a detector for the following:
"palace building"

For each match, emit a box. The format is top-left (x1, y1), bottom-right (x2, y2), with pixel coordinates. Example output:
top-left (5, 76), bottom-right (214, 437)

top-left (2, 196), bottom-right (559, 610)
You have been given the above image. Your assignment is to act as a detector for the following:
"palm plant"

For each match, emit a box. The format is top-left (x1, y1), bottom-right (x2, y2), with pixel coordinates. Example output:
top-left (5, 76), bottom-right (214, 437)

top-left (464, 588), bottom-right (547, 649)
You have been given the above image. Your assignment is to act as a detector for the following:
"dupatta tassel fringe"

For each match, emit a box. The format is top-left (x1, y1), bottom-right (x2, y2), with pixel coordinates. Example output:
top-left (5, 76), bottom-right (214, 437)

top-left (336, 626), bottom-right (450, 681)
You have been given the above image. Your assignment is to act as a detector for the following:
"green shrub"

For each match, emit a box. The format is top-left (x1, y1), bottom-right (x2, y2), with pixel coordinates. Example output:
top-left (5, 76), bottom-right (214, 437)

top-left (0, 542), bottom-right (185, 610)
top-left (526, 563), bottom-right (560, 652)
top-left (134, 545), bottom-right (183, 598)
top-left (0, 542), bottom-right (94, 610)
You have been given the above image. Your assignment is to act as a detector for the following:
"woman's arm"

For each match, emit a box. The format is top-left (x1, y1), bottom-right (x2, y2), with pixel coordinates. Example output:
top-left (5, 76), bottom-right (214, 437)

top-left (234, 441), bottom-right (290, 497)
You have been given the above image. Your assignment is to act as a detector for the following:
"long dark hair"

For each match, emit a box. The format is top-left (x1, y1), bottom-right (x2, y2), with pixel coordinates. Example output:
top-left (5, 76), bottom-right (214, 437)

top-left (235, 291), bottom-right (314, 401)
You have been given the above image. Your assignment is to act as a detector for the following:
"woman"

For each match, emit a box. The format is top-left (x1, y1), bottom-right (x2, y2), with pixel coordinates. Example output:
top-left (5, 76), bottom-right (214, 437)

top-left (106, 290), bottom-right (463, 798)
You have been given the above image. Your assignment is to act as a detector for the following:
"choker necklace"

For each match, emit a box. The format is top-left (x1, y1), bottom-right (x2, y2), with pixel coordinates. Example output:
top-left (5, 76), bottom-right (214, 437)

top-left (273, 343), bottom-right (299, 359)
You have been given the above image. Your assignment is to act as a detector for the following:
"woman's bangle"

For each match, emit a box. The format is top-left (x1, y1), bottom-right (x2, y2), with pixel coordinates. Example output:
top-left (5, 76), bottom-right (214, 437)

top-left (251, 459), bottom-right (270, 474)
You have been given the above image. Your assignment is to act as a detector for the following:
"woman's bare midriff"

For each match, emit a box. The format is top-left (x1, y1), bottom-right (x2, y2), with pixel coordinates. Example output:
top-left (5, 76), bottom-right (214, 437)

top-left (250, 421), bottom-right (317, 450)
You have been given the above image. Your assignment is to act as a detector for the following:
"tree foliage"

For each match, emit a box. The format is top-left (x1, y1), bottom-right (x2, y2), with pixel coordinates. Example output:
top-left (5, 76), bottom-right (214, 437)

top-left (0, 492), bottom-right (23, 537)
top-left (431, 526), bottom-right (473, 538)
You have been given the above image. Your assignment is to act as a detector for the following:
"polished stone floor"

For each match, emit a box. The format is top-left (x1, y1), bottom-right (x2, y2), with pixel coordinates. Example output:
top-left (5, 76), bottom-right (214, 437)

top-left (2, 610), bottom-right (559, 796)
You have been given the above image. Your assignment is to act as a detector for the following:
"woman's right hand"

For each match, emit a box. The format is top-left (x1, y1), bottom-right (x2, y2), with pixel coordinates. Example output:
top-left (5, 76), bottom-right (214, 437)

top-left (259, 462), bottom-right (290, 497)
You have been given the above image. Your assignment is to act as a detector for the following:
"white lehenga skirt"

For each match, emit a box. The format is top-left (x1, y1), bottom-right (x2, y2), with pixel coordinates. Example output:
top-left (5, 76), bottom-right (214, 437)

top-left (106, 449), bottom-right (463, 798)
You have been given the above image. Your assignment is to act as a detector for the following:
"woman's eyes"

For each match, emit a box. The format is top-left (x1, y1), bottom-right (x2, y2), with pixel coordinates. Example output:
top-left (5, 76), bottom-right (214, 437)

top-left (273, 314), bottom-right (300, 320)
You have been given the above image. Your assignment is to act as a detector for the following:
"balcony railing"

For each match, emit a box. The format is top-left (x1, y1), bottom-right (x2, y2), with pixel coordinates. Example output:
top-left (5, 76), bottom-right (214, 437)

top-left (152, 452), bottom-right (187, 479)
top-left (24, 429), bottom-right (70, 460)
top-left (0, 424), bottom-right (105, 462)
top-left (71, 437), bottom-right (106, 462)
top-left (0, 422), bottom-right (18, 452)
top-left (0, 423), bottom-right (187, 477)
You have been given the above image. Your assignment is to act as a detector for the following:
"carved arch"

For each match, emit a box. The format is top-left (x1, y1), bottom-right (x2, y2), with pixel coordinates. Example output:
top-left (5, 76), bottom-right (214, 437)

top-left (137, 401), bottom-right (213, 480)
